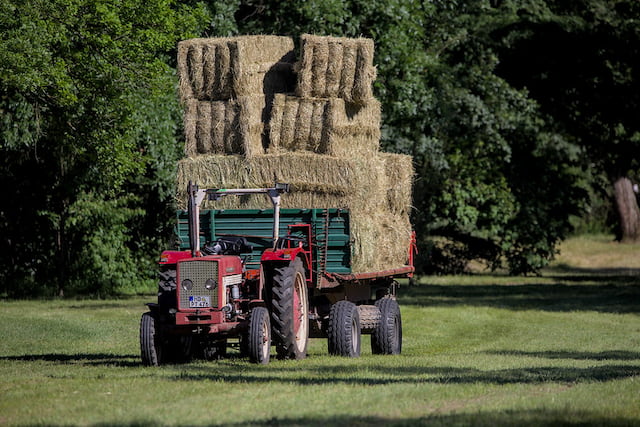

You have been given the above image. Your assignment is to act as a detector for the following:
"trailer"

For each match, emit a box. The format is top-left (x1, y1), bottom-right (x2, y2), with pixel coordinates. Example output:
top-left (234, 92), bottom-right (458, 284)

top-left (140, 182), bottom-right (416, 365)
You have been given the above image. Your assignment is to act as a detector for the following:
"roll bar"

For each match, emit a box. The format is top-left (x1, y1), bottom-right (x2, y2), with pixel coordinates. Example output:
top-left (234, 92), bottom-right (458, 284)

top-left (187, 181), bottom-right (291, 257)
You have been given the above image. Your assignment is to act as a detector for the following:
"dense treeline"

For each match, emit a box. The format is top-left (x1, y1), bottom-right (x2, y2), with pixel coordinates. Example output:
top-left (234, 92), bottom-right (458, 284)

top-left (1, 0), bottom-right (638, 297)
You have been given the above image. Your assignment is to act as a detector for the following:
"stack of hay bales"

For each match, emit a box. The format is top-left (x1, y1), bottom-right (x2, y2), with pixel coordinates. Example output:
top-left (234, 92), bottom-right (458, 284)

top-left (268, 35), bottom-right (380, 157)
top-left (178, 36), bottom-right (296, 157)
top-left (176, 34), bottom-right (414, 273)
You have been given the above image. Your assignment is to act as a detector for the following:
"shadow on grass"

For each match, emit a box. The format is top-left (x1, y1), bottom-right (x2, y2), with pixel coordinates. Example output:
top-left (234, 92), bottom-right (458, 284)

top-left (399, 280), bottom-right (640, 313)
top-left (3, 352), bottom-right (638, 387)
top-left (549, 264), bottom-right (640, 277)
top-left (169, 362), bottom-right (640, 386)
top-left (42, 410), bottom-right (637, 427)
top-left (487, 350), bottom-right (640, 361)
top-left (0, 353), bottom-right (140, 367)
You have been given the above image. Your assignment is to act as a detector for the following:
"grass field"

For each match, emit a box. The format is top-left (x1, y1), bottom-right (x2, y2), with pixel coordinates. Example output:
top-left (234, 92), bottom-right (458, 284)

top-left (1, 234), bottom-right (638, 426)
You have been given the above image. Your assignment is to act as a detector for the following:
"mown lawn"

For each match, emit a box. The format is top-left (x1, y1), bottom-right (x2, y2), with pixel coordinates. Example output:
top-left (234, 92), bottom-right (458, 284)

top-left (0, 235), bottom-right (638, 426)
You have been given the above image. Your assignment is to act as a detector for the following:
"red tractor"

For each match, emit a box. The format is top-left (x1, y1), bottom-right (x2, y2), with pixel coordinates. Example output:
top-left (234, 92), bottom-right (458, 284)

top-left (140, 182), bottom-right (414, 365)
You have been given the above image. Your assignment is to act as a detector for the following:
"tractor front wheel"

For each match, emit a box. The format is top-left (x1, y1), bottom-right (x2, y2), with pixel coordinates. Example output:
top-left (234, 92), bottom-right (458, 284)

top-left (140, 312), bottom-right (163, 366)
top-left (328, 301), bottom-right (361, 357)
top-left (248, 306), bottom-right (271, 364)
top-left (270, 257), bottom-right (309, 359)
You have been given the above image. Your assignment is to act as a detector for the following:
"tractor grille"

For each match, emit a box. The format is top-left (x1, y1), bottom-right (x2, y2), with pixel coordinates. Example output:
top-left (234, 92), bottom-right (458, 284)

top-left (178, 259), bottom-right (219, 310)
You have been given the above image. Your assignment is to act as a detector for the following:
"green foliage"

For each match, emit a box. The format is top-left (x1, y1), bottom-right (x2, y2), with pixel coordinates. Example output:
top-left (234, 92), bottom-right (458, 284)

top-left (202, 0), bottom-right (239, 37)
top-left (492, 0), bottom-right (640, 232)
top-left (65, 193), bottom-right (147, 296)
top-left (0, 0), bottom-right (210, 297)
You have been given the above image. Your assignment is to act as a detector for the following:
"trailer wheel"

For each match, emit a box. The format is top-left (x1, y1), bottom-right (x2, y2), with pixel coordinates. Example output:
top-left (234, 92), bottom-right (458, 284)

top-left (328, 301), bottom-right (361, 357)
top-left (371, 298), bottom-right (402, 355)
top-left (270, 257), bottom-right (309, 359)
top-left (248, 307), bottom-right (271, 364)
top-left (140, 312), bottom-right (163, 366)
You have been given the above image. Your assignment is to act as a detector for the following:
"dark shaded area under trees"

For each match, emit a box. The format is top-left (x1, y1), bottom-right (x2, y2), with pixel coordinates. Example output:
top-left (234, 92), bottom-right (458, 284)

top-left (1, 0), bottom-right (637, 297)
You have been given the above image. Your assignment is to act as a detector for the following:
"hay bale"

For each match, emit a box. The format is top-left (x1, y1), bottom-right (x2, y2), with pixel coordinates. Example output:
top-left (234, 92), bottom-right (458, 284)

top-left (349, 208), bottom-right (413, 272)
top-left (177, 36), bottom-right (295, 102)
top-left (379, 152), bottom-right (414, 216)
top-left (235, 96), bottom-right (266, 157)
top-left (268, 95), bottom-right (380, 156)
top-left (295, 34), bottom-right (376, 104)
top-left (195, 101), bottom-right (213, 153)
top-left (175, 152), bottom-right (413, 272)
top-left (339, 43), bottom-right (357, 102)
top-left (322, 98), bottom-right (381, 156)
top-left (176, 152), bottom-right (372, 210)
top-left (183, 99), bottom-right (198, 156)
top-left (183, 96), bottom-right (266, 157)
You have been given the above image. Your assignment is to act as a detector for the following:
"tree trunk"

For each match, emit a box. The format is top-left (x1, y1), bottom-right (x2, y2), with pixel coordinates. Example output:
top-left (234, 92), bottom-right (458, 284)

top-left (613, 176), bottom-right (640, 243)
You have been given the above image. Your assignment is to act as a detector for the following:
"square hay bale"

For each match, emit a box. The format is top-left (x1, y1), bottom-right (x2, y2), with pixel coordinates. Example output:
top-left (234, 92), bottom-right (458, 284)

top-left (349, 208), bottom-right (413, 272)
top-left (177, 36), bottom-right (295, 101)
top-left (322, 97), bottom-right (381, 156)
top-left (268, 95), bottom-right (380, 156)
top-left (175, 152), bottom-right (413, 272)
top-left (295, 34), bottom-right (376, 105)
top-left (176, 152), bottom-right (385, 210)
top-left (183, 96), bottom-right (266, 157)
top-left (268, 94), bottom-right (328, 153)
top-left (379, 152), bottom-right (414, 216)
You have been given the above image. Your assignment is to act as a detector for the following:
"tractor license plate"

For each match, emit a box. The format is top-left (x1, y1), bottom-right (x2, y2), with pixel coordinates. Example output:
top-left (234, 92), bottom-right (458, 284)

top-left (189, 296), bottom-right (210, 308)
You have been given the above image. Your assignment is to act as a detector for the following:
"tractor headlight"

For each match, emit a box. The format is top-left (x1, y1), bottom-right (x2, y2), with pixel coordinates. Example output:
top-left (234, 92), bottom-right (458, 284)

top-left (181, 279), bottom-right (193, 291)
top-left (205, 278), bottom-right (217, 290)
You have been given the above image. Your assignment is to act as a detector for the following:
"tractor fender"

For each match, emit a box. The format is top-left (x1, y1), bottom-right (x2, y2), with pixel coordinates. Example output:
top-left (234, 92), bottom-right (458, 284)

top-left (159, 250), bottom-right (191, 265)
top-left (261, 247), bottom-right (307, 265)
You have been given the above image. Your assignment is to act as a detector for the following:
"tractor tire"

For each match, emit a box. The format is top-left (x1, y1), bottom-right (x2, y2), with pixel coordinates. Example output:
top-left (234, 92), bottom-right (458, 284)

top-left (140, 312), bottom-right (163, 366)
top-left (270, 257), bottom-right (309, 359)
top-left (158, 268), bottom-right (176, 308)
top-left (327, 301), bottom-right (361, 357)
top-left (248, 306), bottom-right (271, 364)
top-left (371, 297), bottom-right (402, 355)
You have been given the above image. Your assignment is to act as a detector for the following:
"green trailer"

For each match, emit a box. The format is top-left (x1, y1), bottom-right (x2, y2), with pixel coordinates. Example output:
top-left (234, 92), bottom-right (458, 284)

top-left (177, 208), bottom-right (351, 277)
top-left (141, 183), bottom-right (414, 365)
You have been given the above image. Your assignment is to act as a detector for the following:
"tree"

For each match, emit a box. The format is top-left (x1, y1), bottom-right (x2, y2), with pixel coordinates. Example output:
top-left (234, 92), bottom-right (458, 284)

top-left (0, 0), bottom-right (209, 296)
top-left (490, 0), bottom-right (640, 242)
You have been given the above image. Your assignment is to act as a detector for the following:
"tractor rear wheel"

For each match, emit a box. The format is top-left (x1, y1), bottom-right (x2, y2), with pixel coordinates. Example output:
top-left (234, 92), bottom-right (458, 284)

top-left (328, 301), bottom-right (361, 357)
top-left (270, 257), bottom-right (309, 359)
top-left (248, 306), bottom-right (271, 364)
top-left (158, 267), bottom-right (176, 308)
top-left (371, 297), bottom-right (402, 355)
top-left (140, 312), bottom-right (163, 366)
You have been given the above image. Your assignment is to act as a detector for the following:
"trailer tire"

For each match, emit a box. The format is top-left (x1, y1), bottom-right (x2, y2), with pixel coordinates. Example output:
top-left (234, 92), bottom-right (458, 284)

top-left (140, 312), bottom-right (163, 366)
top-left (371, 297), bottom-right (402, 355)
top-left (248, 307), bottom-right (271, 364)
top-left (270, 257), bottom-right (309, 359)
top-left (328, 301), bottom-right (361, 357)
